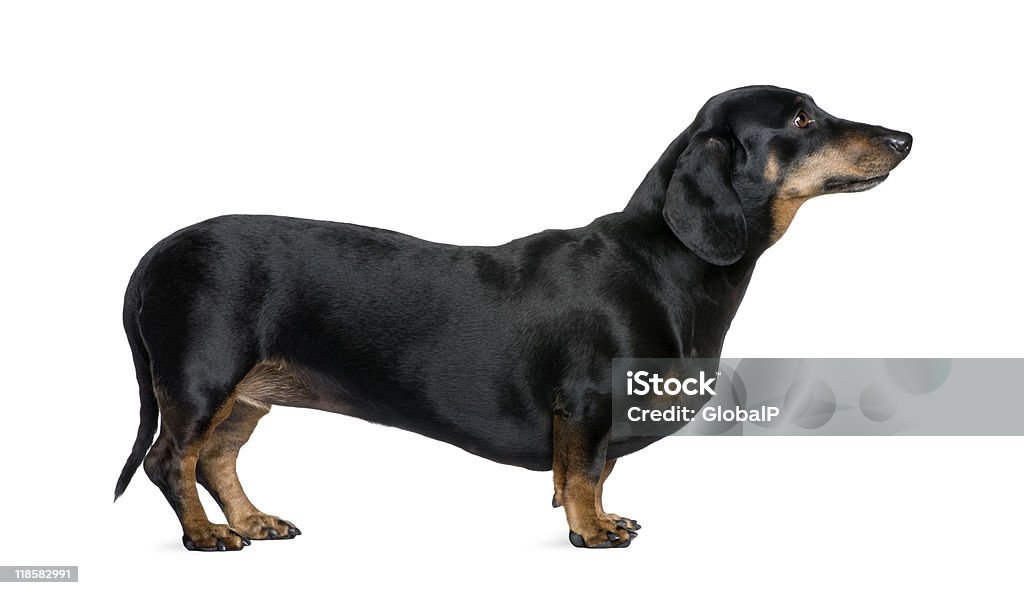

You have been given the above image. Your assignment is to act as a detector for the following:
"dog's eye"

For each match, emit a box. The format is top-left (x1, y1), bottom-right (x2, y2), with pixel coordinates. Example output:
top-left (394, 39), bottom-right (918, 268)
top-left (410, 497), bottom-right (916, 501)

top-left (794, 111), bottom-right (814, 129)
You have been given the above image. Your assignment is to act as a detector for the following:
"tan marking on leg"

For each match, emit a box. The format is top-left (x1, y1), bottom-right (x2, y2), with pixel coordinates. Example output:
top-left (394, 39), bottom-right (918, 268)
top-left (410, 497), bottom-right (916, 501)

top-left (196, 367), bottom-right (303, 539)
top-left (594, 458), bottom-right (640, 531)
top-left (595, 458), bottom-right (615, 519)
top-left (552, 443), bottom-right (566, 508)
top-left (180, 394), bottom-right (235, 531)
top-left (564, 473), bottom-right (601, 536)
top-left (179, 394), bottom-right (249, 550)
top-left (198, 401), bottom-right (266, 524)
top-left (554, 417), bottom-right (631, 547)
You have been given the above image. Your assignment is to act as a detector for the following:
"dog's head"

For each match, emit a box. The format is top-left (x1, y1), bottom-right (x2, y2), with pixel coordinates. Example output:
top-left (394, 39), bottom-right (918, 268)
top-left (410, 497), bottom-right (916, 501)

top-left (660, 85), bottom-right (911, 265)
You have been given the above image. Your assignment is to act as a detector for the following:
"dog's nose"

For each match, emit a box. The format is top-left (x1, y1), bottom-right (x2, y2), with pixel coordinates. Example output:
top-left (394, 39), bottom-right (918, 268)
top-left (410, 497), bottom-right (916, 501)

top-left (888, 132), bottom-right (912, 156)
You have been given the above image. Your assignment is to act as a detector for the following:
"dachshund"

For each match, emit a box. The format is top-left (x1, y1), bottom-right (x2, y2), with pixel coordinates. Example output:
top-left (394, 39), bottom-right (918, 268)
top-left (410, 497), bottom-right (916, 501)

top-left (115, 85), bottom-right (911, 550)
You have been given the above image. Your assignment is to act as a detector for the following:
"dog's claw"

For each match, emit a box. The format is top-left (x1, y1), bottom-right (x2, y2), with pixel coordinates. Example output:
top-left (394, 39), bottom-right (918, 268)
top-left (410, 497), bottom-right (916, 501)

top-left (241, 536), bottom-right (252, 546)
top-left (552, 493), bottom-right (561, 508)
top-left (615, 518), bottom-right (641, 531)
top-left (183, 538), bottom-right (196, 551)
top-left (216, 539), bottom-right (226, 551)
top-left (569, 529), bottom-right (631, 549)
top-left (287, 526), bottom-right (301, 537)
top-left (267, 528), bottom-right (279, 538)
top-left (569, 531), bottom-right (587, 548)
top-left (627, 530), bottom-right (638, 538)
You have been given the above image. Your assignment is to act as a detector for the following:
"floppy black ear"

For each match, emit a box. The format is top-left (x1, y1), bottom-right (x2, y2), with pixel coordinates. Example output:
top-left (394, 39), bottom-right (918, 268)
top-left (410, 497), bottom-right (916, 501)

top-left (663, 135), bottom-right (747, 265)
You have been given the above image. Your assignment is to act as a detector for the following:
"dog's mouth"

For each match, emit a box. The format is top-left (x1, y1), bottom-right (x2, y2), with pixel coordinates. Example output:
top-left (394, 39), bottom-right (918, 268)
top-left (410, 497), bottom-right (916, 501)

top-left (823, 173), bottom-right (889, 194)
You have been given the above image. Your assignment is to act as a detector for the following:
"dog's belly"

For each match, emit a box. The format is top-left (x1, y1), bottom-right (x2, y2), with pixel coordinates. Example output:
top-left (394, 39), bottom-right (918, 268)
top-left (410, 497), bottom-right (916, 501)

top-left (233, 358), bottom-right (556, 471)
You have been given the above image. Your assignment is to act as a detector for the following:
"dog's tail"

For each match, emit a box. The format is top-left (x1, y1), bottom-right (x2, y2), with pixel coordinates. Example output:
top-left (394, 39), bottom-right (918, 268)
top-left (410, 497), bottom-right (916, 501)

top-left (114, 264), bottom-right (159, 502)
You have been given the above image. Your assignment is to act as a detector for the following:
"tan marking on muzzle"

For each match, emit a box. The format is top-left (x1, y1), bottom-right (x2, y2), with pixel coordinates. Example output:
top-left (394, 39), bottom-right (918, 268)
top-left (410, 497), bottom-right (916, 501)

top-left (769, 135), bottom-right (882, 243)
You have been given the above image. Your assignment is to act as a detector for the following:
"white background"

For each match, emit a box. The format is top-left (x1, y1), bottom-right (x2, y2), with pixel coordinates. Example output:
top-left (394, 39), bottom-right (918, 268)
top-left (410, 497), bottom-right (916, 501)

top-left (1, 1), bottom-right (1021, 593)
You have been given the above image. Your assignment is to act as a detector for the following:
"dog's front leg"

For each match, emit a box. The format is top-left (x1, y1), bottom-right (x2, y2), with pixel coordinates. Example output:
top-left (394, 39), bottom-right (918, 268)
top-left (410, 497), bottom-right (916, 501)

top-left (552, 400), bottom-right (635, 548)
top-left (594, 459), bottom-right (641, 532)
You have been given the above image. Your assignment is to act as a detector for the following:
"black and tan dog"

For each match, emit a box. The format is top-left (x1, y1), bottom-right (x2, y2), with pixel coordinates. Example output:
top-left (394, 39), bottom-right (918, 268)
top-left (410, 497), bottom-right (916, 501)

top-left (116, 86), bottom-right (911, 550)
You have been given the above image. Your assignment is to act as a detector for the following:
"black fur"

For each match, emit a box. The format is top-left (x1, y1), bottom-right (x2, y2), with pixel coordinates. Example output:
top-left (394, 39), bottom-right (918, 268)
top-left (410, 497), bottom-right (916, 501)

top-left (116, 86), bottom-right (911, 513)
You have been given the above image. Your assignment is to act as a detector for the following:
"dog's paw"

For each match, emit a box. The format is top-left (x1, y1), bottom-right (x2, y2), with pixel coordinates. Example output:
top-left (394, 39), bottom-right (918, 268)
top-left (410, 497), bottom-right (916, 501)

top-left (230, 514), bottom-right (301, 540)
top-left (567, 517), bottom-right (636, 549)
top-left (182, 523), bottom-right (251, 551)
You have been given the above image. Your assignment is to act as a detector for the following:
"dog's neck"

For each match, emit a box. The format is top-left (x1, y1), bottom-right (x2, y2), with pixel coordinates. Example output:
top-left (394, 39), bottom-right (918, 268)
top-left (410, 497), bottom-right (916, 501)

top-left (672, 257), bottom-right (756, 359)
top-left (618, 149), bottom-right (766, 358)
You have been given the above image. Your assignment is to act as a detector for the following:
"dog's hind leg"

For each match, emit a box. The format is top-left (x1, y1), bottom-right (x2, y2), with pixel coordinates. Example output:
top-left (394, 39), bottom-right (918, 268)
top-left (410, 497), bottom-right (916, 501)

top-left (143, 383), bottom-right (251, 551)
top-left (594, 459), bottom-right (640, 532)
top-left (196, 396), bottom-right (300, 541)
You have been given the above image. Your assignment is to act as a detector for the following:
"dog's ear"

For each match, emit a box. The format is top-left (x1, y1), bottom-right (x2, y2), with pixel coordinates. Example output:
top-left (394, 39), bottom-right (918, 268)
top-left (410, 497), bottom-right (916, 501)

top-left (663, 135), bottom-right (747, 266)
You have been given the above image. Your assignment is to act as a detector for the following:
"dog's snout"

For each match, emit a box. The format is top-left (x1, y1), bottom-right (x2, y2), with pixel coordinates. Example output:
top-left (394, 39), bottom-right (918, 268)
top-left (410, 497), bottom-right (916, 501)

top-left (887, 132), bottom-right (912, 156)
